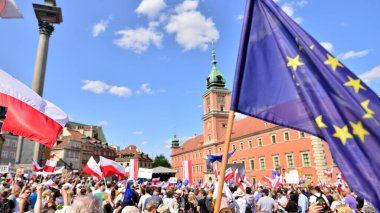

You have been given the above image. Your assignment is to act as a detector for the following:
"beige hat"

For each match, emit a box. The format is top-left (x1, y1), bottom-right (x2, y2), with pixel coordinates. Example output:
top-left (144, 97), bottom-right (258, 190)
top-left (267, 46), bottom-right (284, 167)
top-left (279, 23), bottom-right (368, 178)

top-left (233, 188), bottom-right (245, 197)
top-left (175, 189), bottom-right (183, 196)
top-left (157, 204), bottom-right (170, 213)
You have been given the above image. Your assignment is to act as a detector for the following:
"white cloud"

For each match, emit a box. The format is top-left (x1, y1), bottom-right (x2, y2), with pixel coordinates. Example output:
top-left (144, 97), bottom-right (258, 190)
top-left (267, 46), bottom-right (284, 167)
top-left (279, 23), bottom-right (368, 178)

top-left (98, 120), bottom-right (109, 126)
top-left (92, 17), bottom-right (111, 37)
top-left (320, 42), bottom-right (334, 52)
top-left (341, 50), bottom-right (369, 60)
top-left (235, 112), bottom-right (248, 121)
top-left (281, 4), bottom-right (294, 17)
top-left (82, 80), bottom-right (133, 97)
top-left (81, 80), bottom-right (110, 94)
top-left (114, 25), bottom-right (163, 53)
top-left (136, 0), bottom-right (166, 18)
top-left (141, 141), bottom-right (149, 145)
top-left (166, 0), bottom-right (219, 51)
top-left (296, 0), bottom-right (308, 7)
top-left (236, 14), bottom-right (244, 20)
top-left (140, 83), bottom-right (153, 95)
top-left (108, 86), bottom-right (132, 97)
top-left (281, 4), bottom-right (302, 24)
top-left (360, 65), bottom-right (380, 83)
top-left (134, 131), bottom-right (144, 135)
top-left (175, 0), bottom-right (198, 13)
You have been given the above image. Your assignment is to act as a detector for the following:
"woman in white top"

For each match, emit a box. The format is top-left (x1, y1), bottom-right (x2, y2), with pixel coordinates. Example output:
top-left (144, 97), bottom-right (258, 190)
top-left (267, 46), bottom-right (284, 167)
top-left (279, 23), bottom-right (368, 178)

top-left (330, 193), bottom-right (343, 212)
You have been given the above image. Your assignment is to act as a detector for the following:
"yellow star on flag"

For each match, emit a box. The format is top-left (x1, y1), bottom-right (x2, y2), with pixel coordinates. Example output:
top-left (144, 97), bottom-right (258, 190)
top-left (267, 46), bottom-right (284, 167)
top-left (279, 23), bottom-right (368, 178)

top-left (310, 44), bottom-right (315, 50)
top-left (361, 99), bottom-right (375, 119)
top-left (344, 76), bottom-right (366, 94)
top-left (350, 121), bottom-right (370, 142)
top-left (333, 125), bottom-right (353, 145)
top-left (287, 55), bottom-right (304, 71)
top-left (315, 115), bottom-right (327, 128)
top-left (296, 38), bottom-right (303, 51)
top-left (324, 54), bottom-right (344, 71)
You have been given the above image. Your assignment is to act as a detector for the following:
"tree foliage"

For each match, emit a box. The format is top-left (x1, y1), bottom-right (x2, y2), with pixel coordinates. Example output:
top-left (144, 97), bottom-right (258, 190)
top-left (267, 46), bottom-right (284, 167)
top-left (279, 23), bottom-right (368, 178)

top-left (152, 154), bottom-right (171, 168)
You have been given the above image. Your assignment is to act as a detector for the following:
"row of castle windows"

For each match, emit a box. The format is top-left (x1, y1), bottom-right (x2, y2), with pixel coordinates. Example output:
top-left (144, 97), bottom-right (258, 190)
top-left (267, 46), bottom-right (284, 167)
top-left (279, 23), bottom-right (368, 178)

top-left (172, 131), bottom-right (306, 163)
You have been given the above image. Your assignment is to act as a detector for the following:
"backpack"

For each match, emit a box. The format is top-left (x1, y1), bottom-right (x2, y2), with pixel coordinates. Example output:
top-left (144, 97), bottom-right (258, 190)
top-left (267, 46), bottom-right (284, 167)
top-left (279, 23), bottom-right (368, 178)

top-left (0, 199), bottom-right (14, 213)
top-left (245, 198), bottom-right (252, 213)
top-left (313, 194), bottom-right (330, 212)
top-left (205, 198), bottom-right (213, 213)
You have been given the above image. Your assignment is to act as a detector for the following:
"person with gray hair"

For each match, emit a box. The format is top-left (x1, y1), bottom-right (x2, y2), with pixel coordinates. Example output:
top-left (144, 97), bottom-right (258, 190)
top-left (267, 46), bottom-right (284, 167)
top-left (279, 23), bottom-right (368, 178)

top-left (55, 195), bottom-right (103, 213)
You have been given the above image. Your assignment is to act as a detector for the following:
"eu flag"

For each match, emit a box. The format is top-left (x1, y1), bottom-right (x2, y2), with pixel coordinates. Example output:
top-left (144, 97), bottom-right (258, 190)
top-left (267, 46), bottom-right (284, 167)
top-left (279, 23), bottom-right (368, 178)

top-left (231, 0), bottom-right (380, 208)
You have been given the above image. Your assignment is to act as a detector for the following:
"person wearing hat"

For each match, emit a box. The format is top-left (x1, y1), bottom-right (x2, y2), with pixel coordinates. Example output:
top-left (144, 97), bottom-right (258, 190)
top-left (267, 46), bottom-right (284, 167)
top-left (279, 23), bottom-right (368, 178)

top-left (257, 188), bottom-right (278, 213)
top-left (233, 188), bottom-right (248, 213)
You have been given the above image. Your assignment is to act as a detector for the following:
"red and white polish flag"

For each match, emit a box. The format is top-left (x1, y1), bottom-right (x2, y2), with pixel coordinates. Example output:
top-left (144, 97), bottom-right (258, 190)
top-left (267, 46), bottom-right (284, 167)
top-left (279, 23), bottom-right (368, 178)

top-left (0, 0), bottom-right (23, 19)
top-left (234, 168), bottom-right (242, 187)
top-left (129, 159), bottom-right (138, 180)
top-left (82, 156), bottom-right (102, 180)
top-left (99, 156), bottom-right (125, 180)
top-left (0, 70), bottom-right (68, 147)
top-left (32, 160), bottom-right (43, 172)
top-left (43, 160), bottom-right (57, 173)
top-left (183, 160), bottom-right (193, 185)
top-left (224, 167), bottom-right (234, 181)
top-left (324, 168), bottom-right (334, 178)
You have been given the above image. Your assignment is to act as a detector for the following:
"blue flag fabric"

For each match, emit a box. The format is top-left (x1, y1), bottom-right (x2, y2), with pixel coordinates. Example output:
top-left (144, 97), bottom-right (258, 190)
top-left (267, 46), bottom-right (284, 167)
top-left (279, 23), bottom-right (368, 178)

top-left (183, 178), bottom-right (189, 186)
top-left (206, 148), bottom-right (236, 163)
top-left (231, 0), bottom-right (380, 208)
top-left (123, 182), bottom-right (132, 202)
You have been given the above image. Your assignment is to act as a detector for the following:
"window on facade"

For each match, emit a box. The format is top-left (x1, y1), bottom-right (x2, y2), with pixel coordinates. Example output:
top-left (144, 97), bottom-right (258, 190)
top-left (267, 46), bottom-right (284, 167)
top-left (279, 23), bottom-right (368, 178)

top-left (2, 151), bottom-right (8, 158)
top-left (264, 122), bottom-right (268, 127)
top-left (9, 152), bottom-right (15, 159)
top-left (241, 160), bottom-right (245, 168)
top-left (200, 165), bottom-right (203, 173)
top-left (232, 144), bottom-right (236, 150)
top-left (284, 131), bottom-right (290, 141)
top-left (287, 154), bottom-right (294, 168)
top-left (240, 142), bottom-right (243, 150)
top-left (250, 159), bottom-right (255, 170)
top-left (196, 166), bottom-right (198, 173)
top-left (218, 95), bottom-right (225, 104)
top-left (208, 135), bottom-right (211, 142)
top-left (271, 135), bottom-right (276, 144)
top-left (273, 156), bottom-right (280, 170)
top-left (222, 123), bottom-right (227, 128)
top-left (258, 138), bottom-right (263, 147)
top-left (259, 158), bottom-right (265, 170)
top-left (302, 153), bottom-right (311, 167)
top-left (220, 105), bottom-right (224, 111)
top-left (248, 140), bottom-right (252, 148)
top-left (207, 122), bottom-right (211, 130)
top-left (206, 97), bottom-right (211, 113)
top-left (299, 131), bottom-right (305, 138)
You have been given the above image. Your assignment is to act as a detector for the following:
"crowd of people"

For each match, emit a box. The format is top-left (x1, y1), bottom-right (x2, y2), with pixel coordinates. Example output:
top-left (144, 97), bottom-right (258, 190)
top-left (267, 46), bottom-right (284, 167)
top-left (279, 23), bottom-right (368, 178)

top-left (0, 173), bottom-right (376, 213)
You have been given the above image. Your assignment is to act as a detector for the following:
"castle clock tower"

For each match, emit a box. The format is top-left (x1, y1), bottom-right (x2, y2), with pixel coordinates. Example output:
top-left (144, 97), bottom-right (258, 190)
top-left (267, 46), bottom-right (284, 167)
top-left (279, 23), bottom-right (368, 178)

top-left (202, 46), bottom-right (231, 145)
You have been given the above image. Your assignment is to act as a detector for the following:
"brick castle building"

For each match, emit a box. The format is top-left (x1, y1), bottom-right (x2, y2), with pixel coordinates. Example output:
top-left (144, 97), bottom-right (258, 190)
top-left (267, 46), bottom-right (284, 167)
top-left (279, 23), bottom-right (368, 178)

top-left (170, 47), bottom-right (339, 184)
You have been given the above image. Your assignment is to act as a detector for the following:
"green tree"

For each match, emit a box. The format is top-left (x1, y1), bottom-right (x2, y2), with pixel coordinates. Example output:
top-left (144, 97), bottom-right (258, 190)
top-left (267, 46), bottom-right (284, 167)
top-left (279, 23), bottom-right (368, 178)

top-left (152, 154), bottom-right (171, 168)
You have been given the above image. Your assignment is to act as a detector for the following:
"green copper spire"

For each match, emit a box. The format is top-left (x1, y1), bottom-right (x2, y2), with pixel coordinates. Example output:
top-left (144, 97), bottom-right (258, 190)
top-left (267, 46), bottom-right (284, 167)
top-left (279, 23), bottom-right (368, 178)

top-left (171, 132), bottom-right (179, 147)
top-left (207, 44), bottom-right (226, 89)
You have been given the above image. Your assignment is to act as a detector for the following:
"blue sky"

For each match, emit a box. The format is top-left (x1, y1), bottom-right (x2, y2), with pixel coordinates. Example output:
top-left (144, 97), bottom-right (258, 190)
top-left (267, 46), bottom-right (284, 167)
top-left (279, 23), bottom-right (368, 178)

top-left (1, 0), bottom-right (380, 160)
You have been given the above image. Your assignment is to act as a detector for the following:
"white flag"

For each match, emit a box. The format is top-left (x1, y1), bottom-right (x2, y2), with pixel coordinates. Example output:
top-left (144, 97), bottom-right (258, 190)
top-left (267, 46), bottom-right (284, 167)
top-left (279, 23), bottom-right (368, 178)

top-left (0, 0), bottom-right (23, 19)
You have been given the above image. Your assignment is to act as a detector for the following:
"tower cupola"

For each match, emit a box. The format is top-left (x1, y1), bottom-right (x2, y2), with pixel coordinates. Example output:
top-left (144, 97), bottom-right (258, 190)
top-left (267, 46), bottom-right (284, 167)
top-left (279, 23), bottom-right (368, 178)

top-left (206, 45), bottom-right (226, 89)
top-left (171, 133), bottom-right (179, 147)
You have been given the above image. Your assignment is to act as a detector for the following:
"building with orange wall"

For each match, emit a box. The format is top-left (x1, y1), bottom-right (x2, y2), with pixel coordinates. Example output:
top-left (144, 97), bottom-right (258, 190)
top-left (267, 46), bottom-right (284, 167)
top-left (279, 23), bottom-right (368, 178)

top-left (170, 47), bottom-right (339, 184)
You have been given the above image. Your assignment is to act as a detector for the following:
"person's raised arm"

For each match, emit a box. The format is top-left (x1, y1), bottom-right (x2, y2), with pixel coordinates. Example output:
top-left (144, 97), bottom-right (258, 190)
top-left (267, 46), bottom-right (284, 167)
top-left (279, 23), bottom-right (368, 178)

top-left (34, 184), bottom-right (43, 213)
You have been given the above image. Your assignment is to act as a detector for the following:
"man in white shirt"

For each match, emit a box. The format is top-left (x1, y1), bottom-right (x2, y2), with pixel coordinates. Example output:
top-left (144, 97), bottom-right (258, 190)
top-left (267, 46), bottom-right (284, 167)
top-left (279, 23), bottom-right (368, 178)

top-left (138, 187), bottom-right (152, 212)
top-left (308, 186), bottom-right (330, 206)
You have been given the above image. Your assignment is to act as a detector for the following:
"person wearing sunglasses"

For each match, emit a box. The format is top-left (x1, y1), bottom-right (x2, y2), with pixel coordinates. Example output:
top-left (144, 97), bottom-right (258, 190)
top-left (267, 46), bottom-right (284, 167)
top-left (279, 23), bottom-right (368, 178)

top-left (18, 187), bottom-right (31, 213)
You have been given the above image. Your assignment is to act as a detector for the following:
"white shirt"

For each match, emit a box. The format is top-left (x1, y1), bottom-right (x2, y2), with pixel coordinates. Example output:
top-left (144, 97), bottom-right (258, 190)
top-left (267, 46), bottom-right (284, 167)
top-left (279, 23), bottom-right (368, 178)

top-left (235, 197), bottom-right (248, 213)
top-left (138, 194), bottom-right (151, 211)
top-left (309, 193), bottom-right (330, 205)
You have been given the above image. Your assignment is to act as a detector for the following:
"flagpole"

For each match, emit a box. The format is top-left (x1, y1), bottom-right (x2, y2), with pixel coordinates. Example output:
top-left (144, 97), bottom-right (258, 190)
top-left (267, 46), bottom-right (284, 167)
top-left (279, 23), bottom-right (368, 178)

top-left (214, 110), bottom-right (235, 213)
